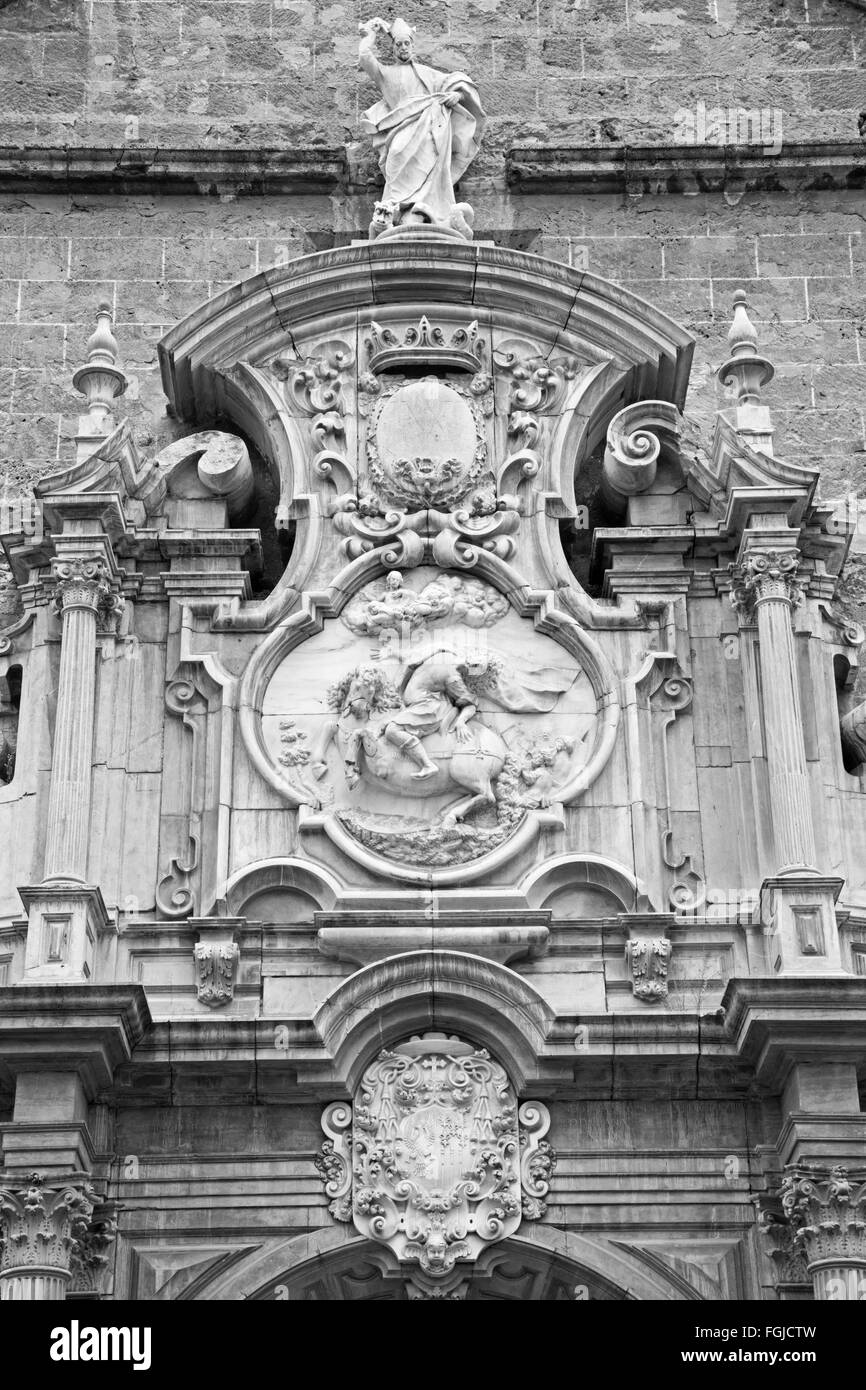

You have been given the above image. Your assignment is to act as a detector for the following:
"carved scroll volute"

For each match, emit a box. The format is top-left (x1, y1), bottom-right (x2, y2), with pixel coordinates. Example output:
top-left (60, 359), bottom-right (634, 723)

top-left (518, 1101), bottom-right (556, 1219)
top-left (602, 400), bottom-right (683, 513)
top-left (650, 664), bottom-right (704, 911)
top-left (493, 339), bottom-right (583, 504)
top-left (270, 340), bottom-right (358, 516)
top-left (156, 674), bottom-right (203, 919)
top-left (627, 653), bottom-right (704, 913)
top-left (152, 431), bottom-right (255, 521)
top-left (314, 1101), bottom-right (353, 1223)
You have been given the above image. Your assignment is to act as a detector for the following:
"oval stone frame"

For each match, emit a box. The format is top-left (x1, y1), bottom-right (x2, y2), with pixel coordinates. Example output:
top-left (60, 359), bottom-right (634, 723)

top-left (237, 562), bottom-right (620, 886)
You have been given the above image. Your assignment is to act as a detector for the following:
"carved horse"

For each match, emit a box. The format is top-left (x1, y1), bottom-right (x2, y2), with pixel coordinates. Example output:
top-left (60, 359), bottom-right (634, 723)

top-left (312, 667), bottom-right (507, 824)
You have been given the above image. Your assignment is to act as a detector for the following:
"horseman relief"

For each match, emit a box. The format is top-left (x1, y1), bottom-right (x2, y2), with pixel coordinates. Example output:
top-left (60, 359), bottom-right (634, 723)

top-left (260, 569), bottom-right (602, 875)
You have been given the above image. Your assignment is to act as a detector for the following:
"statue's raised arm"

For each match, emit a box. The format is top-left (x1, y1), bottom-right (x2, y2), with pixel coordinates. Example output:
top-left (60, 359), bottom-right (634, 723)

top-left (357, 16), bottom-right (486, 241)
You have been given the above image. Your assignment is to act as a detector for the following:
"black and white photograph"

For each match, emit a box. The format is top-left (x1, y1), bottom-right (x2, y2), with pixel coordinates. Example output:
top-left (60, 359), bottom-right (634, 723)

top-left (0, 0), bottom-right (864, 1354)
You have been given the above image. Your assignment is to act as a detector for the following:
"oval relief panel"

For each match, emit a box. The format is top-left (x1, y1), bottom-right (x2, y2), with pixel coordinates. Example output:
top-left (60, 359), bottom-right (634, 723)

top-left (259, 568), bottom-right (613, 881)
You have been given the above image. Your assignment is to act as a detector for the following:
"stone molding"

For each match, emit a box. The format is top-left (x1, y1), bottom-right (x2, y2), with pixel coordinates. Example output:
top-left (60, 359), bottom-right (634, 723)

top-left (0, 142), bottom-right (859, 200)
top-left (312, 951), bottom-right (556, 1093)
top-left (0, 985), bottom-right (151, 1096)
top-left (0, 146), bottom-right (347, 195)
top-left (721, 977), bottom-right (866, 1091)
top-left (159, 241), bottom-right (694, 425)
top-left (506, 141), bottom-right (866, 194)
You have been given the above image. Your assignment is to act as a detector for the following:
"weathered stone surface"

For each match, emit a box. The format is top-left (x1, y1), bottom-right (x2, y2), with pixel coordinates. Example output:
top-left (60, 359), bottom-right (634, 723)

top-left (1, 0), bottom-right (866, 1308)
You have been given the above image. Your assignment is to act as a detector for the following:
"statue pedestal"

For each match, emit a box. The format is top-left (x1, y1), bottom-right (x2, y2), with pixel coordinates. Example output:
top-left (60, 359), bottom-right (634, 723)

top-left (353, 228), bottom-right (496, 247)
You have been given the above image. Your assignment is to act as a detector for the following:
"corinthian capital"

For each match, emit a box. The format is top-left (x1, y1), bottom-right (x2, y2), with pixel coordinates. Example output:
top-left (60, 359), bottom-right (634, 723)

top-left (780, 1165), bottom-right (866, 1270)
top-left (51, 557), bottom-right (124, 631)
top-left (0, 1172), bottom-right (97, 1280)
top-left (730, 548), bottom-right (804, 616)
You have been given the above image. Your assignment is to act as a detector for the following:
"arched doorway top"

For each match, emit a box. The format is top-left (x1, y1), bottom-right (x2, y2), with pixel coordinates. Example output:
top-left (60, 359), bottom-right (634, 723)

top-left (194, 1224), bottom-right (696, 1302)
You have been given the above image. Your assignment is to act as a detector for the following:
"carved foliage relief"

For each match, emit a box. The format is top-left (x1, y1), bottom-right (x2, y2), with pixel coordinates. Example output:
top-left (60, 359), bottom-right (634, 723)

top-left (315, 1034), bottom-right (554, 1279)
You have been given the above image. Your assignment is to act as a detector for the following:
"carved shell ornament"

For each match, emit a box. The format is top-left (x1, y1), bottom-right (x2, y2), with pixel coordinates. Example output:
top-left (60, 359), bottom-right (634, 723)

top-left (256, 567), bottom-right (618, 884)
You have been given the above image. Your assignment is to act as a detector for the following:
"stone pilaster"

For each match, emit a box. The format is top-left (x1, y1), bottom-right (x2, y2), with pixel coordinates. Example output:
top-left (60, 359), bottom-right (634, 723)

top-left (730, 545), bottom-right (813, 874)
top-left (44, 557), bottom-right (120, 882)
top-left (21, 553), bottom-right (121, 980)
top-left (780, 1166), bottom-right (866, 1301)
top-left (0, 1171), bottom-right (105, 1302)
top-left (731, 540), bottom-right (842, 973)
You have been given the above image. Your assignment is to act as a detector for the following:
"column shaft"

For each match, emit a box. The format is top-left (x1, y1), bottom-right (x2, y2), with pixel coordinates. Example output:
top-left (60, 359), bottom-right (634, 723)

top-left (811, 1265), bottom-right (866, 1300)
top-left (43, 599), bottom-right (98, 881)
top-left (0, 1271), bottom-right (69, 1300)
top-left (755, 594), bottom-right (816, 871)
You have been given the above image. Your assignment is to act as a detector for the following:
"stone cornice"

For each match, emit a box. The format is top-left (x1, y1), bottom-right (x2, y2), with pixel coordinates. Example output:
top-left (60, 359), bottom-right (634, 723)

top-left (0, 985), bottom-right (151, 1095)
top-left (0, 145), bottom-right (347, 195)
top-left (1, 143), bottom-right (861, 200)
top-left (103, 1009), bottom-right (757, 1105)
top-left (722, 977), bottom-right (866, 1090)
top-left (506, 141), bottom-right (866, 195)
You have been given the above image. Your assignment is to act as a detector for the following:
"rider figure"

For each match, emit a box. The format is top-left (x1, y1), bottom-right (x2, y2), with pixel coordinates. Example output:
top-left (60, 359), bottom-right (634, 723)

top-left (382, 648), bottom-right (485, 779)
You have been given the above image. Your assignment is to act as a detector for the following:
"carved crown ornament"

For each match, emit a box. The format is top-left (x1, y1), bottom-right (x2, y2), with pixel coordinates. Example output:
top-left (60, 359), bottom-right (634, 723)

top-left (314, 1034), bottom-right (555, 1288)
top-left (365, 317), bottom-right (486, 375)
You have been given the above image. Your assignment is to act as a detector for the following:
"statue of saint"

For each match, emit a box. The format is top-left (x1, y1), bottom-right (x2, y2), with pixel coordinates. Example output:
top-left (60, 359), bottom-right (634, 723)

top-left (358, 16), bottom-right (486, 239)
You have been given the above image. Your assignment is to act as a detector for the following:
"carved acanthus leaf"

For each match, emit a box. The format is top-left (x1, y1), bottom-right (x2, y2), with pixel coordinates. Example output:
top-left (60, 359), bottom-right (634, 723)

top-left (625, 936), bottom-right (672, 1002)
top-left (730, 549), bottom-right (805, 615)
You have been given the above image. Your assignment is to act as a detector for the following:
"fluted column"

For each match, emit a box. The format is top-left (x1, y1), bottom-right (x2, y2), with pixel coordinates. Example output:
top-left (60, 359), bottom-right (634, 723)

top-left (781, 1166), bottom-right (866, 1301)
top-left (20, 553), bottom-right (121, 979)
top-left (731, 546), bottom-right (814, 873)
top-left (43, 560), bottom-right (115, 882)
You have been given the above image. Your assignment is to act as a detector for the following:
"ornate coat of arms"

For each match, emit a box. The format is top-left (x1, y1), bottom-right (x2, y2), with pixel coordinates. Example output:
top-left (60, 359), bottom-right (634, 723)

top-left (316, 1034), bottom-right (555, 1282)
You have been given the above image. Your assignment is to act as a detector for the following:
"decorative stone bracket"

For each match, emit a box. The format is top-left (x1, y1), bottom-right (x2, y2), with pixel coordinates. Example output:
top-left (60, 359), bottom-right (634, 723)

top-left (624, 935), bottom-right (672, 1002)
top-left (0, 1172), bottom-right (117, 1301)
top-left (191, 918), bottom-right (242, 1008)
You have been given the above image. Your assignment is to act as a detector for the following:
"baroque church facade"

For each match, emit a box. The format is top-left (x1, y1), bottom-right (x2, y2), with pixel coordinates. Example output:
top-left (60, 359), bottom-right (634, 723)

top-left (0, 0), bottom-right (865, 1302)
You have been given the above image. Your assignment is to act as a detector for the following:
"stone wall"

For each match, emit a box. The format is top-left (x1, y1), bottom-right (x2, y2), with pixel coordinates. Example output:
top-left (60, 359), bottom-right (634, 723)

top-left (0, 0), bottom-right (863, 151)
top-left (0, 0), bottom-right (864, 616)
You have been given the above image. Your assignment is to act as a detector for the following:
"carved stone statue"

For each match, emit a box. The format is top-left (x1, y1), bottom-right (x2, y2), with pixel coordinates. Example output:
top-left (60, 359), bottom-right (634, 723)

top-left (358, 16), bottom-right (486, 240)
